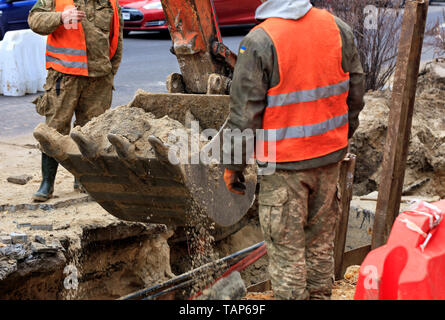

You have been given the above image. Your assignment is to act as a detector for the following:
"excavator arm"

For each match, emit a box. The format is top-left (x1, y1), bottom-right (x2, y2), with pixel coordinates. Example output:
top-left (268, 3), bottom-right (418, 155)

top-left (161, 0), bottom-right (237, 94)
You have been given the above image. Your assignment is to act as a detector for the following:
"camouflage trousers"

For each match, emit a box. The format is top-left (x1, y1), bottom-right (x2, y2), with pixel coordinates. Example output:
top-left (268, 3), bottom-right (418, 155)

top-left (258, 162), bottom-right (341, 300)
top-left (33, 69), bottom-right (114, 135)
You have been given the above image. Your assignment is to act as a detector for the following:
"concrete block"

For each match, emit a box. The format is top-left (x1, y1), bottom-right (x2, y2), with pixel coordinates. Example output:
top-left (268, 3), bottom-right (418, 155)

top-left (10, 232), bottom-right (28, 244)
top-left (0, 30), bottom-right (47, 96)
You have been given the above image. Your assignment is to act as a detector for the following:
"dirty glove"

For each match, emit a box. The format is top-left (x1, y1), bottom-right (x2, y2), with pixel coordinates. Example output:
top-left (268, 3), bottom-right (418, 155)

top-left (224, 169), bottom-right (246, 195)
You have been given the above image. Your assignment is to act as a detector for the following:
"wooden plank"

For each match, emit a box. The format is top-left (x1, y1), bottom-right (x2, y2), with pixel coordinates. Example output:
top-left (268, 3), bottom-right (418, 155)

top-left (334, 153), bottom-right (356, 280)
top-left (247, 280), bottom-right (272, 293)
top-left (372, 1), bottom-right (429, 249)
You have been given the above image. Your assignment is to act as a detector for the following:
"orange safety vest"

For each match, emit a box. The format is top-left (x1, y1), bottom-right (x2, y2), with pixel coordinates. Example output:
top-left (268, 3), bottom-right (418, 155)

top-left (45, 0), bottom-right (120, 76)
top-left (254, 8), bottom-right (350, 163)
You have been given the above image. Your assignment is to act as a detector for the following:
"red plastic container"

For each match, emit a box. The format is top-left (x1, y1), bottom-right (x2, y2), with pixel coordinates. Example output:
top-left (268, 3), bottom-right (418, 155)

top-left (354, 200), bottom-right (445, 300)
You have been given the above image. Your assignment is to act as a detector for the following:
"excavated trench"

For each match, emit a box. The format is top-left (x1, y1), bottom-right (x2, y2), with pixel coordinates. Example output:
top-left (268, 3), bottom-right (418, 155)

top-left (0, 203), bottom-right (264, 300)
top-left (0, 223), bottom-right (174, 299)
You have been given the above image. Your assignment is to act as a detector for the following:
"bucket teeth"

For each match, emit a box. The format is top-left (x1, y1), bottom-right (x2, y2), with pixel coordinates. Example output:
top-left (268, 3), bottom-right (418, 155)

top-left (70, 131), bottom-right (99, 161)
top-left (148, 135), bottom-right (170, 162)
top-left (33, 123), bottom-right (69, 161)
top-left (107, 133), bottom-right (136, 161)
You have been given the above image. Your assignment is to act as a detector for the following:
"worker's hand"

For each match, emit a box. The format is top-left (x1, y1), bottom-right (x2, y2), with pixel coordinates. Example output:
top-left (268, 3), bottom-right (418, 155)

top-left (61, 6), bottom-right (86, 26)
top-left (224, 169), bottom-right (246, 195)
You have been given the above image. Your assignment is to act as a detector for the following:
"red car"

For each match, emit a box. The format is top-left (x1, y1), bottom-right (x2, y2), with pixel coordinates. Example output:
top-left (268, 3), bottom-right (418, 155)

top-left (119, 0), bottom-right (262, 36)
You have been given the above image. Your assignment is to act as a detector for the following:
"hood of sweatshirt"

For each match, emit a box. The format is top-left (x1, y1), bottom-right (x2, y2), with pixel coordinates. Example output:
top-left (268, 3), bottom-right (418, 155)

top-left (255, 0), bottom-right (312, 21)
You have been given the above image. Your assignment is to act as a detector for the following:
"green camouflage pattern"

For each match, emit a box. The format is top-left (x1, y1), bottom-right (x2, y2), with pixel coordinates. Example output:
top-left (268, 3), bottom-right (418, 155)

top-left (33, 69), bottom-right (113, 135)
top-left (28, 0), bottom-right (123, 77)
top-left (258, 162), bottom-right (341, 300)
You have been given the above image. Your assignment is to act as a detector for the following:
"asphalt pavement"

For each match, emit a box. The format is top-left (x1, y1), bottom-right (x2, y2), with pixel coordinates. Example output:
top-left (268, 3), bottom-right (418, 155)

top-left (0, 4), bottom-right (443, 139)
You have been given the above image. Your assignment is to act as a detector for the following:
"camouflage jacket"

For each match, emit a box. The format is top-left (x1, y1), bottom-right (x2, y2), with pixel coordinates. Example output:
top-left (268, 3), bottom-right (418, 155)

top-left (28, 0), bottom-right (123, 77)
top-left (223, 15), bottom-right (365, 172)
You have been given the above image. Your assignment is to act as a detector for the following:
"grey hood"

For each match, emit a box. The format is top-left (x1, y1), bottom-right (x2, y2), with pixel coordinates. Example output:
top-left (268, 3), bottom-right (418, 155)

top-left (255, 0), bottom-right (312, 21)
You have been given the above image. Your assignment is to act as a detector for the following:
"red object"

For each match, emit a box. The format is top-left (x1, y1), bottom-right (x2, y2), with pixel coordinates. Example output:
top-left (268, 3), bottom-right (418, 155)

top-left (190, 243), bottom-right (267, 300)
top-left (46, 0), bottom-right (120, 76)
top-left (253, 8), bottom-right (349, 163)
top-left (354, 200), bottom-right (445, 300)
top-left (119, 0), bottom-right (262, 34)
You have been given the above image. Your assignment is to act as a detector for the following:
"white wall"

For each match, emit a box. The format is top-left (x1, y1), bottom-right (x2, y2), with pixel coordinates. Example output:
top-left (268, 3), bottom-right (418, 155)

top-left (0, 29), bottom-right (47, 96)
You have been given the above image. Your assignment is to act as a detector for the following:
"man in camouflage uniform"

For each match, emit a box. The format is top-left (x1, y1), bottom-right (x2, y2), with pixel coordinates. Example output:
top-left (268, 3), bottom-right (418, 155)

top-left (28, 0), bottom-right (123, 201)
top-left (223, 0), bottom-right (365, 299)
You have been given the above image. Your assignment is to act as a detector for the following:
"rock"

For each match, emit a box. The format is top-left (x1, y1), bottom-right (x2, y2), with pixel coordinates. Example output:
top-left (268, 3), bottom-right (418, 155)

top-left (30, 224), bottom-right (53, 231)
top-left (10, 232), bottom-right (27, 244)
top-left (7, 175), bottom-right (33, 185)
top-left (47, 239), bottom-right (64, 252)
top-left (30, 242), bottom-right (59, 254)
top-left (54, 223), bottom-right (70, 231)
top-left (344, 265), bottom-right (361, 284)
top-left (0, 236), bottom-right (12, 245)
top-left (0, 257), bottom-right (18, 281)
top-left (197, 271), bottom-right (247, 300)
top-left (0, 244), bottom-right (28, 260)
top-left (34, 235), bottom-right (46, 244)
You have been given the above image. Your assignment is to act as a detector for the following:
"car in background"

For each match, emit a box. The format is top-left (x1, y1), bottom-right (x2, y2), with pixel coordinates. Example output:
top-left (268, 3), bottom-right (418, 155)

top-left (0, 0), bottom-right (36, 40)
top-left (119, 0), bottom-right (262, 36)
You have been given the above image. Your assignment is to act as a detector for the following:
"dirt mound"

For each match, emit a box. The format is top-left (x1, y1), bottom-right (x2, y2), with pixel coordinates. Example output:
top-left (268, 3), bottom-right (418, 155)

top-left (73, 106), bottom-right (186, 158)
top-left (350, 58), bottom-right (445, 197)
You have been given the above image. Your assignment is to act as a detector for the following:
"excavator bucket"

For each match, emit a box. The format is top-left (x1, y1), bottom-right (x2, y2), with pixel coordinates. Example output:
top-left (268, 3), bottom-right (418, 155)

top-left (34, 91), bottom-right (257, 227)
top-left (33, 0), bottom-right (256, 229)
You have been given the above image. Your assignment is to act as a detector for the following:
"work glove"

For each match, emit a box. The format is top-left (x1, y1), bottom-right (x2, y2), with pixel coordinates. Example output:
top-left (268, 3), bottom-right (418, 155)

top-left (224, 169), bottom-right (246, 195)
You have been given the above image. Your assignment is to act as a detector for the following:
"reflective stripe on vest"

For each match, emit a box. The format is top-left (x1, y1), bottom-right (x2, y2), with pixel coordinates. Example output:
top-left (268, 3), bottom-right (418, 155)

top-left (267, 79), bottom-right (350, 108)
top-left (254, 8), bottom-right (350, 163)
top-left (261, 112), bottom-right (348, 142)
top-left (46, 55), bottom-right (88, 69)
top-left (46, 0), bottom-right (120, 76)
top-left (46, 44), bottom-right (87, 57)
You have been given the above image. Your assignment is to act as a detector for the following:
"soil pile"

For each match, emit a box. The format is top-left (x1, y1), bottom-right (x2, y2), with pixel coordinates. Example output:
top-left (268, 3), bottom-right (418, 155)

top-left (350, 58), bottom-right (445, 197)
top-left (73, 106), bottom-right (186, 159)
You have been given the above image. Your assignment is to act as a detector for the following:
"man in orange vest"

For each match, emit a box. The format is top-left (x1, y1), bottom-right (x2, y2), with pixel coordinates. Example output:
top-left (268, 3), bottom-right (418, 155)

top-left (223, 0), bottom-right (365, 299)
top-left (28, 0), bottom-right (123, 202)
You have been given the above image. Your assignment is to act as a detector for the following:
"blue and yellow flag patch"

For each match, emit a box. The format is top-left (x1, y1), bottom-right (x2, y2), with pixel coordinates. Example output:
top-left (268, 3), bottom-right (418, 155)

top-left (239, 46), bottom-right (247, 54)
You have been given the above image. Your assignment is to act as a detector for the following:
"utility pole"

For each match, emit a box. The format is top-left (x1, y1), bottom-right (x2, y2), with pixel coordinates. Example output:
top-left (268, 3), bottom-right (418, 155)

top-left (372, 0), bottom-right (429, 249)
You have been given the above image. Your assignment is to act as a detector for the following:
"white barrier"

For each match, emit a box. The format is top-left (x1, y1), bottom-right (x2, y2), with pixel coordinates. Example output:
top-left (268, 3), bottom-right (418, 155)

top-left (0, 29), bottom-right (47, 96)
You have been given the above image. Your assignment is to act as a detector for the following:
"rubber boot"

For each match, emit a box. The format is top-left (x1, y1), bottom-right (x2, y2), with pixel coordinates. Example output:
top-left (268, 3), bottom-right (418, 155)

top-left (32, 153), bottom-right (59, 202)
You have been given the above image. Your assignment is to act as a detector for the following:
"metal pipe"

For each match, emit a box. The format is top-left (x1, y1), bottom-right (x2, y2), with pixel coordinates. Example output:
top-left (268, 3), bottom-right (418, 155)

top-left (119, 241), bottom-right (265, 300)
